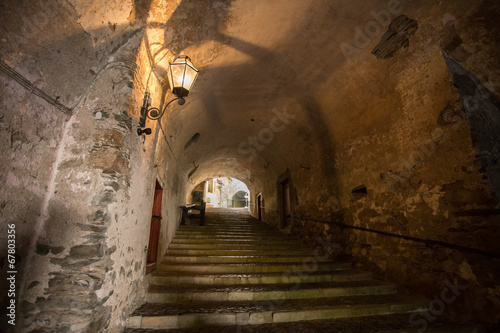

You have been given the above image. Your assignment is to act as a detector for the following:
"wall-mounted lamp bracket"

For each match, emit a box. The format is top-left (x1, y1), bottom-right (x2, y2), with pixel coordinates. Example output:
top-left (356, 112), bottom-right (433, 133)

top-left (137, 55), bottom-right (198, 137)
top-left (137, 91), bottom-right (186, 136)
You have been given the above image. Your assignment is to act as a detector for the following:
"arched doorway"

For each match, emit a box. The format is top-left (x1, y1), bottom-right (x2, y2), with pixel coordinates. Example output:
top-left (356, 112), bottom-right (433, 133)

top-left (190, 177), bottom-right (250, 209)
top-left (231, 190), bottom-right (249, 208)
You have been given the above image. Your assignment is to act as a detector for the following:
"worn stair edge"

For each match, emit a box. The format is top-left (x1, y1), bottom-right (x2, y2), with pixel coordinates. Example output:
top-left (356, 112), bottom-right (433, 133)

top-left (127, 299), bottom-right (428, 329)
top-left (379, 326), bottom-right (484, 333)
top-left (178, 225), bottom-right (278, 230)
top-left (151, 270), bottom-right (372, 285)
top-left (173, 235), bottom-right (293, 240)
top-left (146, 282), bottom-right (397, 303)
top-left (182, 225), bottom-right (274, 229)
top-left (176, 229), bottom-right (285, 234)
top-left (157, 261), bottom-right (352, 274)
top-left (168, 243), bottom-right (311, 250)
top-left (162, 255), bottom-right (331, 264)
top-left (123, 323), bottom-right (483, 333)
top-left (176, 227), bottom-right (283, 232)
top-left (175, 229), bottom-right (289, 237)
top-left (165, 249), bottom-right (315, 256)
top-left (171, 238), bottom-right (301, 244)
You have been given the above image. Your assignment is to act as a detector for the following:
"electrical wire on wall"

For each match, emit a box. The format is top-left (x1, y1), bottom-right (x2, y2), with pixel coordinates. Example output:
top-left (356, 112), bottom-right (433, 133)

top-left (0, 59), bottom-right (140, 116)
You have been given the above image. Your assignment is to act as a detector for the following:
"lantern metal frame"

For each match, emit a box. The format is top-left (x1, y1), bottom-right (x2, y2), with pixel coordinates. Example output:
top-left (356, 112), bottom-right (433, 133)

top-left (137, 55), bottom-right (199, 136)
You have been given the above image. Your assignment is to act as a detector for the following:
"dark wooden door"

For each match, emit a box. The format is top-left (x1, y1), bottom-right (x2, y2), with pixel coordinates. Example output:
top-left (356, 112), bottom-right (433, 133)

top-left (146, 181), bottom-right (163, 274)
top-left (257, 194), bottom-right (262, 221)
top-left (282, 180), bottom-right (292, 227)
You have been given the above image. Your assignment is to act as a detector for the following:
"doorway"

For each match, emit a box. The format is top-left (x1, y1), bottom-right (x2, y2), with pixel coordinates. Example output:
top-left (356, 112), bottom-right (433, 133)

top-left (281, 179), bottom-right (292, 228)
top-left (257, 193), bottom-right (262, 221)
top-left (146, 180), bottom-right (163, 274)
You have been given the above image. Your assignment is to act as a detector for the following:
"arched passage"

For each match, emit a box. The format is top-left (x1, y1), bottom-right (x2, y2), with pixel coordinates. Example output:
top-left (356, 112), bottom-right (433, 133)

top-left (189, 177), bottom-right (250, 209)
top-left (231, 190), bottom-right (249, 208)
top-left (2, 1), bottom-right (500, 332)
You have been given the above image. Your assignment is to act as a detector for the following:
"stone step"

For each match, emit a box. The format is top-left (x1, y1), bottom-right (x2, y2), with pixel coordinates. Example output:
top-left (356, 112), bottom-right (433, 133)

top-left (162, 254), bottom-right (330, 264)
top-left (187, 225), bottom-right (275, 230)
top-left (171, 237), bottom-right (301, 244)
top-left (174, 231), bottom-right (286, 238)
top-left (178, 224), bottom-right (277, 229)
top-left (146, 280), bottom-right (397, 303)
top-left (176, 226), bottom-right (282, 231)
top-left (176, 226), bottom-right (286, 235)
top-left (177, 225), bottom-right (281, 234)
top-left (126, 210), bottom-right (482, 332)
top-left (165, 248), bottom-right (314, 257)
top-left (173, 235), bottom-right (298, 244)
top-left (167, 243), bottom-right (310, 251)
top-left (126, 294), bottom-right (429, 329)
top-left (123, 313), bottom-right (482, 333)
top-left (151, 269), bottom-right (373, 286)
top-left (157, 261), bottom-right (351, 274)
top-left (173, 235), bottom-right (294, 241)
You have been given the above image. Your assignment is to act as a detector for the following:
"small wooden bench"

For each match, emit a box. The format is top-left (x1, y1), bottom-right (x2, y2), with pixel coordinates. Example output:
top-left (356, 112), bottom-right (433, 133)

top-left (180, 202), bottom-right (206, 226)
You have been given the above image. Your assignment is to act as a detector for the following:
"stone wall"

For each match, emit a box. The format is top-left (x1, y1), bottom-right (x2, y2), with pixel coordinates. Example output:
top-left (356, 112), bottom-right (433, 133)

top-left (257, 2), bottom-right (500, 330)
top-left (0, 63), bottom-right (68, 333)
top-left (0, 0), bottom-right (190, 332)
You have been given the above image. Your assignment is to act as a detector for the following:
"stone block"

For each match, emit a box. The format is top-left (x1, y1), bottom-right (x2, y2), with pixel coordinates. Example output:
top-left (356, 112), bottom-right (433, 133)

top-left (93, 129), bottom-right (123, 147)
top-left (261, 276), bottom-right (284, 284)
top-left (287, 288), bottom-right (323, 299)
top-left (178, 314), bottom-right (236, 328)
top-left (249, 311), bottom-right (273, 325)
top-left (228, 291), bottom-right (254, 301)
top-left (192, 292), bottom-right (227, 301)
top-left (89, 148), bottom-right (130, 178)
top-left (70, 244), bottom-right (101, 258)
top-left (193, 276), bottom-right (214, 284)
top-left (146, 293), bottom-right (178, 303)
top-left (272, 311), bottom-right (305, 323)
top-left (254, 290), bottom-right (286, 301)
top-left (177, 276), bottom-right (194, 284)
top-left (141, 315), bottom-right (178, 329)
top-left (236, 312), bottom-right (250, 325)
top-left (214, 276), bottom-right (240, 284)
top-left (247, 276), bottom-right (261, 284)
top-left (127, 316), bottom-right (142, 328)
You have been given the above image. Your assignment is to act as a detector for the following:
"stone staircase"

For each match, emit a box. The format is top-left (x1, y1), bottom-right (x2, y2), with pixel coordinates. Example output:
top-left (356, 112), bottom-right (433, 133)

top-left (123, 209), bottom-right (482, 332)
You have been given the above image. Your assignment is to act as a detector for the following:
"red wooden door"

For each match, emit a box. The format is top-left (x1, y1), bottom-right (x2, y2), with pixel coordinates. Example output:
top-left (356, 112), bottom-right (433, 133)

top-left (146, 181), bottom-right (163, 274)
top-left (282, 180), bottom-right (292, 227)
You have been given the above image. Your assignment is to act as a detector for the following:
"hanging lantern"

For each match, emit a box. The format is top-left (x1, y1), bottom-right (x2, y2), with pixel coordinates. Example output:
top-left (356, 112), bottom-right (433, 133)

top-left (167, 55), bottom-right (199, 98)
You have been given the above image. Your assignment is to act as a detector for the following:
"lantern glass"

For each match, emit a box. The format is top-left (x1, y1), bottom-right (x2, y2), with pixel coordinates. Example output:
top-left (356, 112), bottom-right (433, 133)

top-left (168, 55), bottom-right (199, 98)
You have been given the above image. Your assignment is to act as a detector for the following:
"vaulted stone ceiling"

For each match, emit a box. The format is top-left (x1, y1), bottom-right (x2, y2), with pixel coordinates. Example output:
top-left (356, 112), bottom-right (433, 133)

top-left (147, 0), bottom-right (499, 196)
top-left (2, 2), bottom-right (500, 331)
top-left (1, 0), bottom-right (499, 196)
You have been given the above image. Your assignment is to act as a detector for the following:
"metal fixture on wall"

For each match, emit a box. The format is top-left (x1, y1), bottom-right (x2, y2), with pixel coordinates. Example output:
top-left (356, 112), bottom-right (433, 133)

top-left (138, 55), bottom-right (199, 135)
